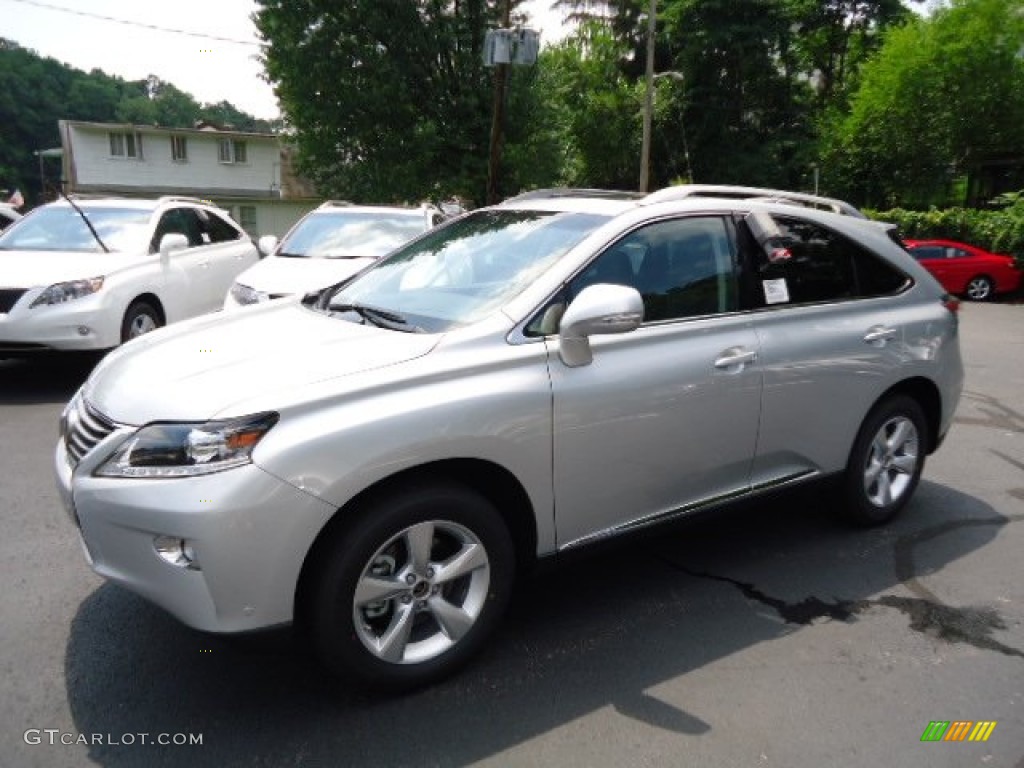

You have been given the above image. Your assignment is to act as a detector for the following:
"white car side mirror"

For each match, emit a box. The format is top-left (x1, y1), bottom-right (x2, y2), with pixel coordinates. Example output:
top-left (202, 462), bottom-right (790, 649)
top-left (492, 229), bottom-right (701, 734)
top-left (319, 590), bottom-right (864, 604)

top-left (257, 235), bottom-right (278, 258)
top-left (158, 233), bottom-right (189, 260)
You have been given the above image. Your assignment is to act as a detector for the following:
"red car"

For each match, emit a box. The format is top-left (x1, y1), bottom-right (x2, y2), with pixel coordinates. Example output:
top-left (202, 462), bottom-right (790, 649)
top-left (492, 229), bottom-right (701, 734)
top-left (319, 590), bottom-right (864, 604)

top-left (904, 238), bottom-right (1022, 301)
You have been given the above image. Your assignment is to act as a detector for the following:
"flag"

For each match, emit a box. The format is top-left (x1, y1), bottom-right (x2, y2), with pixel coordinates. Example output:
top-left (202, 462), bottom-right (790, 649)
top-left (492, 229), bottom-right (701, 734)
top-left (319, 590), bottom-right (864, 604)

top-left (7, 189), bottom-right (24, 209)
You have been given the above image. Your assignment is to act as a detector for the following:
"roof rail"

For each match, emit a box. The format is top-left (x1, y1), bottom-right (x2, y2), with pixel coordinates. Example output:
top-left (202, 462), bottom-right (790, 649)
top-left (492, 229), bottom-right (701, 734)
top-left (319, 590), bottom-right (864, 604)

top-left (643, 184), bottom-right (866, 218)
top-left (156, 195), bottom-right (212, 205)
top-left (502, 188), bottom-right (646, 204)
top-left (318, 200), bottom-right (354, 209)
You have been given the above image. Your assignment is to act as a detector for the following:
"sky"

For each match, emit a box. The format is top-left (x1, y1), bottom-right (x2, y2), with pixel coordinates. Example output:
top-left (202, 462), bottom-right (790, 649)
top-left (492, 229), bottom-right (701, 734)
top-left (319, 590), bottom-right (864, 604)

top-left (1, 0), bottom-right (569, 121)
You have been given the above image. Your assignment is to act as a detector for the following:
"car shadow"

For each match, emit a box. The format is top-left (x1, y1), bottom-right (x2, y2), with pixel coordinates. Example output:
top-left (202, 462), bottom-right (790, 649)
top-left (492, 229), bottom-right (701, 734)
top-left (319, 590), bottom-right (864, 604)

top-left (64, 481), bottom-right (1019, 767)
top-left (0, 354), bottom-right (101, 405)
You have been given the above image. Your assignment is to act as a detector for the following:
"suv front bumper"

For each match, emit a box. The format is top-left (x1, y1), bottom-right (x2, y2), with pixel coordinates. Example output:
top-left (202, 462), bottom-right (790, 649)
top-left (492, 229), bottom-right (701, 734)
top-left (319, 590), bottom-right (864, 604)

top-left (55, 436), bottom-right (335, 633)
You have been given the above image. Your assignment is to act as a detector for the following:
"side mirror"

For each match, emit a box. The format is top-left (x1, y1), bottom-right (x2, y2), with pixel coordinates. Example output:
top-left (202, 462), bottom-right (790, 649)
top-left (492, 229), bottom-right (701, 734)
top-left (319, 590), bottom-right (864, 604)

top-left (257, 235), bottom-right (278, 258)
top-left (558, 284), bottom-right (643, 368)
top-left (158, 233), bottom-right (189, 260)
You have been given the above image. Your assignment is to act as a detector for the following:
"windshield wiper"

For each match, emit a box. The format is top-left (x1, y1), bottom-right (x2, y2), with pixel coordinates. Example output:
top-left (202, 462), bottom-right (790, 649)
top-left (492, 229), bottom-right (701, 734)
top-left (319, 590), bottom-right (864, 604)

top-left (329, 302), bottom-right (424, 333)
top-left (61, 192), bottom-right (110, 253)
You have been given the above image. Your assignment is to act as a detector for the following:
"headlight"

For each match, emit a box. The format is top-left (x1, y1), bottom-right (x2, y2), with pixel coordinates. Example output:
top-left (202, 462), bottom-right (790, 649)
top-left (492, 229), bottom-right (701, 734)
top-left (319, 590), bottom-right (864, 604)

top-left (31, 277), bottom-right (104, 307)
top-left (95, 412), bottom-right (278, 478)
top-left (230, 282), bottom-right (268, 305)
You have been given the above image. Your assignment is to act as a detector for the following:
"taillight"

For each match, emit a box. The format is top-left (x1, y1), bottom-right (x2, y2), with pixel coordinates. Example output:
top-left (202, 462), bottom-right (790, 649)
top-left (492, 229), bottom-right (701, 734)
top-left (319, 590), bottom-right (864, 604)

top-left (942, 294), bottom-right (960, 314)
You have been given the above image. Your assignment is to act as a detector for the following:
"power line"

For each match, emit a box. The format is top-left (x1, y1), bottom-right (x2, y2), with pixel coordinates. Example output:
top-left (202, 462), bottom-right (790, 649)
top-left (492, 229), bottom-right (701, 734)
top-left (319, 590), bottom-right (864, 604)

top-left (2, 0), bottom-right (261, 46)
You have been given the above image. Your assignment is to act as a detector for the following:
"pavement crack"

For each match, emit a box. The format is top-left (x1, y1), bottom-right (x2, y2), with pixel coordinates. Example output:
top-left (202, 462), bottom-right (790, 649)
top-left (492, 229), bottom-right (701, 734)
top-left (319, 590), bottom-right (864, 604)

top-left (954, 390), bottom-right (1024, 433)
top-left (873, 596), bottom-right (1024, 659)
top-left (891, 515), bottom-right (1023, 602)
top-left (656, 552), bottom-right (1024, 661)
top-left (656, 557), bottom-right (860, 625)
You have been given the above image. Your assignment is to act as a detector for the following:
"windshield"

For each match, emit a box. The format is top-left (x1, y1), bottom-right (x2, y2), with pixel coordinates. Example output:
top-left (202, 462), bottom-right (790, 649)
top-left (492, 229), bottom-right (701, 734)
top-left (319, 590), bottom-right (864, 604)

top-left (0, 206), bottom-right (151, 253)
top-left (319, 209), bottom-right (610, 333)
top-left (280, 210), bottom-right (428, 258)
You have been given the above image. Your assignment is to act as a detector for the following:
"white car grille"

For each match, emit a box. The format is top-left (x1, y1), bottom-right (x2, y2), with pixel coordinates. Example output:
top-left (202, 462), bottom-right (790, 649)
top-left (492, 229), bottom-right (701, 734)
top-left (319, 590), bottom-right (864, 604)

top-left (64, 397), bottom-right (118, 466)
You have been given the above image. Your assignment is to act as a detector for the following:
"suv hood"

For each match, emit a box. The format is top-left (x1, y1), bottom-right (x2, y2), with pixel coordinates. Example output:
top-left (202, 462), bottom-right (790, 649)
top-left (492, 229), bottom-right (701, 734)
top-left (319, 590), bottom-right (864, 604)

top-left (0, 250), bottom-right (139, 286)
top-left (84, 302), bottom-right (439, 425)
top-left (237, 255), bottom-right (375, 297)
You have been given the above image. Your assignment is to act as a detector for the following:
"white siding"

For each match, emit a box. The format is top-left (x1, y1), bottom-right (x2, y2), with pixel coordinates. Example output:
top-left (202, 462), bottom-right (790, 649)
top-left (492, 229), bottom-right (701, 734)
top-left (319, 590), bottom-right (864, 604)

top-left (67, 125), bottom-right (280, 195)
top-left (219, 200), bottom-right (319, 239)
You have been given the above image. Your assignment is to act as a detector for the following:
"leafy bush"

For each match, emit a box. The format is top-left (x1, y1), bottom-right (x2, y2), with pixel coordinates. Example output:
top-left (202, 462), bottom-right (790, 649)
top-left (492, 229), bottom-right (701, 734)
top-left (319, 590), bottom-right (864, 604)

top-left (867, 200), bottom-right (1024, 270)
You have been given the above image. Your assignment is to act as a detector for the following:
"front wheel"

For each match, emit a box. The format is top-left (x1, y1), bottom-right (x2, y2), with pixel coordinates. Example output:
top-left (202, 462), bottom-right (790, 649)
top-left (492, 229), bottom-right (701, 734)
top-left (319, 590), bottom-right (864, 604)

top-left (120, 300), bottom-right (162, 343)
top-left (307, 483), bottom-right (515, 691)
top-left (842, 395), bottom-right (927, 526)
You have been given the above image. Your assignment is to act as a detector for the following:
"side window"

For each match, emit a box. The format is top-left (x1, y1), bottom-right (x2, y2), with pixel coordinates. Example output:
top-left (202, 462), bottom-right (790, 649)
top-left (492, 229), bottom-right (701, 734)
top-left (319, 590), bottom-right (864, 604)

top-left (753, 216), bottom-right (906, 306)
top-left (910, 246), bottom-right (943, 261)
top-left (196, 208), bottom-right (244, 243)
top-left (568, 216), bottom-right (738, 323)
top-left (151, 208), bottom-right (203, 252)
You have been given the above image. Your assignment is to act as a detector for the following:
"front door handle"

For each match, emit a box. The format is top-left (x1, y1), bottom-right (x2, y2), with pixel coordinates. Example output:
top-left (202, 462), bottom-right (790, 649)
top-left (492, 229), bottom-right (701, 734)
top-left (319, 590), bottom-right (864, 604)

top-left (714, 347), bottom-right (758, 370)
top-left (863, 326), bottom-right (897, 345)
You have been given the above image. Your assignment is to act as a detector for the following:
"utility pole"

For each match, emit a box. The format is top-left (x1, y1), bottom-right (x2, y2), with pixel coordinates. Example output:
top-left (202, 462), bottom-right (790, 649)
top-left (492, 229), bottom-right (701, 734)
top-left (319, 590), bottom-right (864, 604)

top-left (486, 0), bottom-right (513, 205)
top-left (638, 0), bottom-right (657, 193)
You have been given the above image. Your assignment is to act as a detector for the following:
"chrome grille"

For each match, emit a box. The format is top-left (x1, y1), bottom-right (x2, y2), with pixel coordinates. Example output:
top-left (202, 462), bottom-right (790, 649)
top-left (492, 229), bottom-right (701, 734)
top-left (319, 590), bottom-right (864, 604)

top-left (65, 397), bottom-right (117, 466)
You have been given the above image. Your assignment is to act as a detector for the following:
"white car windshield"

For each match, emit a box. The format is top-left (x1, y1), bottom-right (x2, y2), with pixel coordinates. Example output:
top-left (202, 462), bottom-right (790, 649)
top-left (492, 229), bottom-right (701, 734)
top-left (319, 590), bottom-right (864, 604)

top-left (279, 211), bottom-right (428, 259)
top-left (319, 209), bottom-right (609, 333)
top-left (0, 206), bottom-right (151, 253)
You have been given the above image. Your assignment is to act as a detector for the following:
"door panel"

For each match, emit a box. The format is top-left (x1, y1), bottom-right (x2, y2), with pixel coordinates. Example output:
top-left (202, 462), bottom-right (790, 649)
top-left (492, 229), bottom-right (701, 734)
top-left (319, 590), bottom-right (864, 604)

top-left (740, 212), bottom-right (915, 483)
top-left (547, 215), bottom-right (761, 549)
top-left (548, 318), bottom-right (761, 548)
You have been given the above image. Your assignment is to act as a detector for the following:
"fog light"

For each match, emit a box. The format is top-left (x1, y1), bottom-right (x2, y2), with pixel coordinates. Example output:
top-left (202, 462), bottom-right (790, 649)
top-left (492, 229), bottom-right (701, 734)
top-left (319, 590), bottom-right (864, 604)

top-left (77, 326), bottom-right (90, 336)
top-left (153, 535), bottom-right (201, 570)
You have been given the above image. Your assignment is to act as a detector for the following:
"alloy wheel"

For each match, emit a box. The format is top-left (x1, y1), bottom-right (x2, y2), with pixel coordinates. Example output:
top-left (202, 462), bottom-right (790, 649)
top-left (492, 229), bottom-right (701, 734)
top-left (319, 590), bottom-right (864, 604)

top-left (352, 519), bottom-right (491, 665)
top-left (862, 415), bottom-right (919, 507)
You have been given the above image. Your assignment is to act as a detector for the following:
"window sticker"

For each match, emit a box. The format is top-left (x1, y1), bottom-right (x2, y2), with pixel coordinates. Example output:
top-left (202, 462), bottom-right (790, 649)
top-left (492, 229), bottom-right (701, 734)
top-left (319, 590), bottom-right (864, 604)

top-left (763, 278), bottom-right (790, 304)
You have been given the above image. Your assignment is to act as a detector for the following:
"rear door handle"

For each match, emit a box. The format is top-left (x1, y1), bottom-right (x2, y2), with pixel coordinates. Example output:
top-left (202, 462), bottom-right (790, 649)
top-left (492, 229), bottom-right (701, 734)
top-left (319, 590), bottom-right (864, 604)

top-left (714, 347), bottom-right (758, 370)
top-left (863, 326), bottom-right (897, 345)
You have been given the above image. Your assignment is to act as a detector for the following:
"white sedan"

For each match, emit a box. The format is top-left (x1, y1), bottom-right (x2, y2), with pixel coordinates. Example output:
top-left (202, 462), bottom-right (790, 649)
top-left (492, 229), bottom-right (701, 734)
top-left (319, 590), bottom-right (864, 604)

top-left (0, 196), bottom-right (257, 353)
top-left (225, 203), bottom-right (443, 308)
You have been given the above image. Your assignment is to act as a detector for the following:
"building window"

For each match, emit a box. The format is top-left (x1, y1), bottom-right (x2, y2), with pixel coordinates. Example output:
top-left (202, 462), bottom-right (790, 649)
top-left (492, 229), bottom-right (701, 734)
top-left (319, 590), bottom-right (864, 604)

top-left (109, 131), bottom-right (143, 159)
top-left (238, 205), bottom-right (258, 234)
top-left (218, 139), bottom-right (247, 164)
top-left (170, 135), bottom-right (188, 162)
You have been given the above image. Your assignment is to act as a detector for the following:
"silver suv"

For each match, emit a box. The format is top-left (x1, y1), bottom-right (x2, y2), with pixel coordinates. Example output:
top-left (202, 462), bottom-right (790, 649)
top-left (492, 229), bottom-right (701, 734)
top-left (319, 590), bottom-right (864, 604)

top-left (55, 189), bottom-right (963, 690)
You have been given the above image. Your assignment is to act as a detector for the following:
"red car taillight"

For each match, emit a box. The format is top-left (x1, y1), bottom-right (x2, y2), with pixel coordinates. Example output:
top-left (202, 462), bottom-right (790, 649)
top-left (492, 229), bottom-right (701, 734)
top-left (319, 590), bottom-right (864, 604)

top-left (942, 294), bottom-right (960, 314)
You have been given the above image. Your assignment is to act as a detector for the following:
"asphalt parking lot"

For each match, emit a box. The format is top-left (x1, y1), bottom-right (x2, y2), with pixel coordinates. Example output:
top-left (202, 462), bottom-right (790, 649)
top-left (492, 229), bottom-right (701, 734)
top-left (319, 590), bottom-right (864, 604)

top-left (1, 302), bottom-right (1022, 768)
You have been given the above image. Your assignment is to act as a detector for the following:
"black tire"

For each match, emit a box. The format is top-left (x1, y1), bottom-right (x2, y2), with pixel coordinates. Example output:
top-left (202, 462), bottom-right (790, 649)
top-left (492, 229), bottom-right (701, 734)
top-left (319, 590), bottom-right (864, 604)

top-left (307, 482), bottom-right (515, 691)
top-left (120, 300), bottom-right (162, 343)
top-left (964, 275), bottom-right (994, 301)
top-left (841, 395), bottom-right (927, 526)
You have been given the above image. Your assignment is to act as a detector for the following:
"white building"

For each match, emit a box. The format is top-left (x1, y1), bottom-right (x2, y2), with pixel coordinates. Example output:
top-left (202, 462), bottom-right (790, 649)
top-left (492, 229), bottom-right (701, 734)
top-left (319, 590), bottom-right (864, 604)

top-left (58, 120), bottom-right (319, 238)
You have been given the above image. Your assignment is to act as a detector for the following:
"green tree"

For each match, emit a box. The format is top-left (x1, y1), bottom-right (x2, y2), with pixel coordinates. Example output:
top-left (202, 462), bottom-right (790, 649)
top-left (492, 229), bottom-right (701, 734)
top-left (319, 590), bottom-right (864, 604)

top-left (823, 0), bottom-right (1024, 207)
top-left (255, 0), bottom-right (525, 204)
top-left (0, 38), bottom-right (276, 206)
top-left (510, 23), bottom-right (642, 190)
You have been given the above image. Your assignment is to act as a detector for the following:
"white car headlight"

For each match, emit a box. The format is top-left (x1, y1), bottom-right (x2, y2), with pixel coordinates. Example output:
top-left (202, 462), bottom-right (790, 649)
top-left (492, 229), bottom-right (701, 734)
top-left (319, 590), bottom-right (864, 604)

top-left (230, 282), bottom-right (269, 306)
top-left (95, 412), bottom-right (278, 478)
top-left (30, 277), bottom-right (104, 307)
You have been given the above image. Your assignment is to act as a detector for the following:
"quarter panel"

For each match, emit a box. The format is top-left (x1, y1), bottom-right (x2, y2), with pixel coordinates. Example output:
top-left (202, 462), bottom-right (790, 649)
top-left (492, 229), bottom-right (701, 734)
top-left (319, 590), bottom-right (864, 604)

top-left (750, 290), bottom-right (959, 483)
top-left (248, 339), bottom-right (558, 554)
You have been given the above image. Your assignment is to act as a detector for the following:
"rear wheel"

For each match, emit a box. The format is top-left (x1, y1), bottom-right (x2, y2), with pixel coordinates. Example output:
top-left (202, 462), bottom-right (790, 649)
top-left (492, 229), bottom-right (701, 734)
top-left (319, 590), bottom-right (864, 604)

top-left (965, 275), bottom-right (993, 301)
top-left (120, 300), bottom-right (162, 342)
top-left (307, 483), bottom-right (514, 691)
top-left (842, 395), bottom-right (927, 526)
